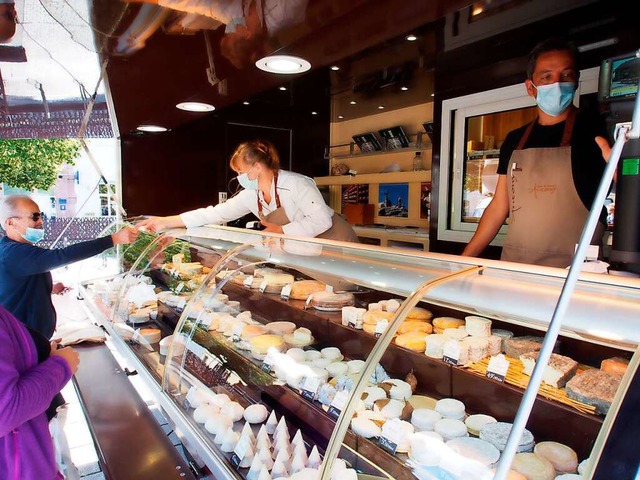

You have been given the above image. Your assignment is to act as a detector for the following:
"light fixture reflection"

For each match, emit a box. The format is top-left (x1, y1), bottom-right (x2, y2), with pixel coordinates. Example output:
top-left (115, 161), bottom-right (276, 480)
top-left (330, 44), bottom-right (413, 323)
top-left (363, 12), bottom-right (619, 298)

top-left (137, 125), bottom-right (167, 133)
top-left (406, 34), bottom-right (417, 42)
top-left (255, 55), bottom-right (311, 74)
top-left (176, 102), bottom-right (215, 112)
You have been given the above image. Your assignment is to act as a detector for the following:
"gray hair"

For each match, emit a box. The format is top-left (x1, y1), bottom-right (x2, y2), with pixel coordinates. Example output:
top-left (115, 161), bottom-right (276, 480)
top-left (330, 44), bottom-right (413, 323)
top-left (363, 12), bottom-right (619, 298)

top-left (0, 195), bottom-right (33, 232)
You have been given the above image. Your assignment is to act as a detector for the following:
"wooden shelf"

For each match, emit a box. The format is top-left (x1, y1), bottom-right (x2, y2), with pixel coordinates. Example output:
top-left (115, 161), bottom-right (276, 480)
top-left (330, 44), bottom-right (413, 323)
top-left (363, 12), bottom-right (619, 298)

top-left (315, 170), bottom-right (430, 186)
top-left (328, 144), bottom-right (431, 161)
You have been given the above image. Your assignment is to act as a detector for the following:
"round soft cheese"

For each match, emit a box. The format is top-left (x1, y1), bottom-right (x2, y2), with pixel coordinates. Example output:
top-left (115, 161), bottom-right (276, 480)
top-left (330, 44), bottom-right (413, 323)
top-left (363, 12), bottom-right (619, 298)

top-left (286, 348), bottom-right (306, 363)
top-left (425, 334), bottom-right (447, 358)
top-left (407, 307), bottom-right (433, 321)
top-left (435, 398), bottom-right (466, 420)
top-left (347, 359), bottom-right (365, 374)
top-left (433, 317), bottom-right (465, 331)
top-left (465, 316), bottom-right (492, 337)
top-left (326, 361), bottom-right (348, 378)
top-left (380, 379), bottom-right (413, 401)
top-left (321, 347), bottom-right (343, 361)
top-left (446, 436), bottom-right (500, 466)
top-left (351, 417), bottom-right (382, 438)
top-left (465, 414), bottom-right (497, 436)
top-left (396, 332), bottom-right (429, 352)
top-left (221, 401), bottom-right (245, 422)
top-left (361, 386), bottom-right (387, 408)
top-left (244, 404), bottom-right (269, 424)
top-left (193, 404), bottom-right (220, 424)
top-left (434, 418), bottom-right (468, 441)
top-left (480, 422), bottom-right (535, 453)
top-left (139, 327), bottom-right (161, 344)
top-left (511, 453), bottom-right (556, 480)
top-left (411, 408), bottom-right (442, 431)
top-left (265, 321), bottom-right (296, 335)
top-left (289, 280), bottom-right (326, 300)
top-left (409, 431), bottom-right (446, 466)
top-left (381, 418), bottom-right (415, 452)
top-left (310, 291), bottom-right (354, 311)
top-left (534, 441), bottom-right (578, 474)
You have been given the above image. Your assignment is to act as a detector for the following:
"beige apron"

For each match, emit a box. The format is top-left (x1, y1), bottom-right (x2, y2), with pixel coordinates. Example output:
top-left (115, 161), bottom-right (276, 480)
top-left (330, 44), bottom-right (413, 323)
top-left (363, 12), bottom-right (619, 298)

top-left (257, 173), bottom-right (360, 243)
top-left (502, 108), bottom-right (604, 267)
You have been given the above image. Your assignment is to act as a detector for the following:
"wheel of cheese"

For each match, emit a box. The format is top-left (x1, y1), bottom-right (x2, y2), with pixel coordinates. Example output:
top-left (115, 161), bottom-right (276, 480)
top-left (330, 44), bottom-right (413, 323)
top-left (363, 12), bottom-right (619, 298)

top-left (361, 386), bottom-right (387, 408)
top-left (435, 398), bottom-right (465, 420)
top-left (465, 316), bottom-right (492, 337)
top-left (321, 346), bottom-right (343, 361)
top-left (249, 335), bottom-right (286, 359)
top-left (462, 337), bottom-right (490, 363)
top-left (374, 399), bottom-right (412, 420)
top-left (310, 291), bottom-right (355, 311)
top-left (304, 350), bottom-right (322, 361)
top-left (443, 327), bottom-right (468, 341)
top-left (363, 310), bottom-right (394, 327)
top-left (411, 408), bottom-right (442, 431)
top-left (511, 453), bottom-right (556, 480)
top-left (381, 418), bottom-right (415, 452)
top-left (534, 441), bottom-right (578, 474)
top-left (380, 379), bottom-right (413, 401)
top-left (398, 320), bottom-right (433, 335)
top-left (433, 317), bottom-right (465, 331)
top-left (241, 324), bottom-right (268, 339)
top-left (283, 328), bottom-right (314, 348)
top-left (326, 361), bottom-right (349, 378)
top-left (265, 321), bottom-right (296, 335)
top-left (139, 327), bottom-right (161, 343)
top-left (289, 280), bottom-right (326, 300)
top-left (407, 307), bottom-right (433, 321)
top-left (409, 431), bottom-right (446, 466)
top-left (395, 332), bottom-right (428, 352)
top-left (465, 414), bottom-right (497, 436)
top-left (480, 422), bottom-right (535, 453)
top-left (286, 348), bottom-right (306, 363)
top-left (487, 335), bottom-right (502, 356)
top-left (446, 436), bottom-right (500, 466)
top-left (221, 401), bottom-right (245, 422)
top-left (434, 418), bottom-right (468, 441)
top-left (600, 356), bottom-right (629, 376)
top-left (347, 359), bottom-right (365, 374)
top-left (351, 417), bottom-right (381, 438)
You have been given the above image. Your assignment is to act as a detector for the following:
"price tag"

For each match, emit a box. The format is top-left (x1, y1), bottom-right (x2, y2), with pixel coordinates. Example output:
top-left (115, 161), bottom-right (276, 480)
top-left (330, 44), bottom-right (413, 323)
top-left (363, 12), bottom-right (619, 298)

top-left (378, 435), bottom-right (398, 455)
top-left (259, 280), bottom-right (268, 293)
top-left (328, 390), bottom-right (348, 418)
top-left (175, 282), bottom-right (185, 293)
top-left (231, 334), bottom-right (241, 343)
top-left (301, 376), bottom-right (321, 401)
top-left (198, 314), bottom-right (213, 330)
top-left (262, 351), bottom-right (276, 373)
top-left (304, 294), bottom-right (314, 310)
top-left (243, 275), bottom-right (254, 288)
top-left (280, 284), bottom-right (292, 300)
top-left (231, 434), bottom-right (250, 469)
top-left (486, 354), bottom-right (509, 383)
top-left (442, 341), bottom-right (461, 366)
top-left (176, 297), bottom-right (187, 311)
top-left (374, 319), bottom-right (389, 338)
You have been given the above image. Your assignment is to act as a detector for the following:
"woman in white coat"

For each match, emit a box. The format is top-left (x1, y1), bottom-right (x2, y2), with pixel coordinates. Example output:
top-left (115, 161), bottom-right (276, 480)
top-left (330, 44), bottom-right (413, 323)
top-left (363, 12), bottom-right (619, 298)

top-left (139, 140), bottom-right (359, 242)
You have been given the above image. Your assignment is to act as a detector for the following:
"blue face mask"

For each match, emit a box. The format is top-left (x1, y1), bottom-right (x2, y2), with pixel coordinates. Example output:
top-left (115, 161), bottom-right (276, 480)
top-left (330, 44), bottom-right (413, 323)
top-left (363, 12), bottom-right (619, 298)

top-left (532, 81), bottom-right (575, 116)
top-left (237, 172), bottom-right (258, 190)
top-left (21, 226), bottom-right (45, 243)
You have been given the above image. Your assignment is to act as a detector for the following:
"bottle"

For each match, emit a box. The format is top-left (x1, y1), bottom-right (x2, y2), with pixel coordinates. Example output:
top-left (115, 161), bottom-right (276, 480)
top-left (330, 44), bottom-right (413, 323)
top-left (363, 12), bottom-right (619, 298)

top-left (412, 151), bottom-right (422, 171)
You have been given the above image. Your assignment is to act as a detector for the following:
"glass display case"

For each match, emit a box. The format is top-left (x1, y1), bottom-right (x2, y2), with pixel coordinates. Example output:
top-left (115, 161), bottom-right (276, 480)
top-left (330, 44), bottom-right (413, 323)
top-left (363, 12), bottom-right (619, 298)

top-left (79, 225), bottom-right (640, 480)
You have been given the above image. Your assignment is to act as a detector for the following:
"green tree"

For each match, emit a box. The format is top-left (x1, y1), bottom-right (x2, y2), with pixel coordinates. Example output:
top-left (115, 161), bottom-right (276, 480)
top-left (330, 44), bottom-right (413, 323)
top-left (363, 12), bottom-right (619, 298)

top-left (0, 139), bottom-right (81, 191)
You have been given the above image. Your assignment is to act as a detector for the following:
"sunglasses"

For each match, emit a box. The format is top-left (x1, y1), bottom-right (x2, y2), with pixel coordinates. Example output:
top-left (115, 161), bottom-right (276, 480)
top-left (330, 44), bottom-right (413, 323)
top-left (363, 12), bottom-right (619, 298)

top-left (16, 212), bottom-right (45, 222)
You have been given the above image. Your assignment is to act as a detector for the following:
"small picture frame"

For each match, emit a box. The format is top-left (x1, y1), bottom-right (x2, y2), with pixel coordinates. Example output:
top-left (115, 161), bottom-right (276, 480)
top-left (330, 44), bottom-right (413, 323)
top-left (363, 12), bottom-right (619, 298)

top-left (422, 122), bottom-right (434, 143)
top-left (352, 132), bottom-right (382, 153)
top-left (378, 126), bottom-right (410, 150)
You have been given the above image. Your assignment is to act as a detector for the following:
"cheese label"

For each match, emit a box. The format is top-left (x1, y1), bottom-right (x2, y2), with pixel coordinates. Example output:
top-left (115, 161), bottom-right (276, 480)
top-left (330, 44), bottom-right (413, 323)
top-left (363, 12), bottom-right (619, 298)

top-left (301, 376), bottom-right (321, 400)
top-left (280, 284), bottom-right (292, 300)
top-left (375, 319), bottom-right (389, 337)
top-left (198, 314), bottom-right (213, 330)
top-left (176, 297), bottom-right (187, 311)
top-left (243, 275), bottom-right (254, 287)
top-left (259, 280), bottom-right (269, 293)
top-left (233, 434), bottom-right (250, 464)
top-left (442, 341), bottom-right (461, 366)
top-left (378, 435), bottom-right (398, 455)
top-left (328, 390), bottom-right (348, 418)
top-left (486, 354), bottom-right (509, 382)
top-left (175, 282), bottom-right (185, 293)
top-left (304, 294), bottom-right (314, 310)
top-left (262, 351), bottom-right (276, 373)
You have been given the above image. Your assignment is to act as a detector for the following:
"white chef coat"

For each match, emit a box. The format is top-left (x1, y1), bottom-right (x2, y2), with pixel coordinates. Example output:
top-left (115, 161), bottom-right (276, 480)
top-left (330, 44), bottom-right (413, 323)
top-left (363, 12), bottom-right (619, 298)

top-left (180, 169), bottom-right (334, 238)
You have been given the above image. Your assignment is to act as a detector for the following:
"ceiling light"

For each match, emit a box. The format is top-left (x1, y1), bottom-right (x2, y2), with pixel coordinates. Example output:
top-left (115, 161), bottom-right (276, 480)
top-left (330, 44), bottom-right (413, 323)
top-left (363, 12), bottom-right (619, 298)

top-left (401, 86), bottom-right (408, 91)
top-left (311, 111), bottom-right (318, 115)
top-left (338, 115), bottom-right (344, 119)
top-left (331, 65), bottom-right (340, 71)
top-left (176, 102), bottom-right (215, 112)
top-left (349, 100), bottom-right (357, 105)
top-left (255, 55), bottom-right (311, 74)
top-left (243, 101), bottom-right (250, 105)
top-left (279, 86), bottom-right (287, 91)
top-left (136, 124), bottom-right (167, 133)
top-left (378, 105), bottom-right (385, 110)
top-left (431, 93), bottom-right (435, 97)
top-left (405, 34), bottom-right (417, 42)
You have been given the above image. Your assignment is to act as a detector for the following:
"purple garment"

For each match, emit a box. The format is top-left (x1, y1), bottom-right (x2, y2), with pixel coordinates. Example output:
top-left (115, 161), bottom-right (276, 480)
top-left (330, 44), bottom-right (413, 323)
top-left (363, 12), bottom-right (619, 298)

top-left (0, 305), bottom-right (71, 480)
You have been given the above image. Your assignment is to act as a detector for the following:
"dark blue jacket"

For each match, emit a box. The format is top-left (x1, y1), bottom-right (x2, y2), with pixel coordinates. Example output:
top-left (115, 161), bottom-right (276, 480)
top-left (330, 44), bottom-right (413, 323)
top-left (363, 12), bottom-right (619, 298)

top-left (0, 235), bottom-right (113, 338)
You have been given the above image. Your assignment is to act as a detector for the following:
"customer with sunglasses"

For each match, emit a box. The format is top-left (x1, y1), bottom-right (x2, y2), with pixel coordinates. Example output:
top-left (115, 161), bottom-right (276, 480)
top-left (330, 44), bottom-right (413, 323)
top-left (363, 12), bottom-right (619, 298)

top-left (0, 195), bottom-right (138, 339)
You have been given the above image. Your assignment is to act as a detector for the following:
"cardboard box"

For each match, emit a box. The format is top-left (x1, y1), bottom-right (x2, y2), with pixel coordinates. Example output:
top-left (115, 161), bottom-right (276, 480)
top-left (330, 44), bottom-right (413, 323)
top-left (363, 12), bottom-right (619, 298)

top-left (343, 203), bottom-right (375, 225)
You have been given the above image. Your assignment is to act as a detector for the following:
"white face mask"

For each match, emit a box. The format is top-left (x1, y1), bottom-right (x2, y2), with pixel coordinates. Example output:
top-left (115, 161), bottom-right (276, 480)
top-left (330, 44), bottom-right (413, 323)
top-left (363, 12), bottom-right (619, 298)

top-left (237, 172), bottom-right (258, 190)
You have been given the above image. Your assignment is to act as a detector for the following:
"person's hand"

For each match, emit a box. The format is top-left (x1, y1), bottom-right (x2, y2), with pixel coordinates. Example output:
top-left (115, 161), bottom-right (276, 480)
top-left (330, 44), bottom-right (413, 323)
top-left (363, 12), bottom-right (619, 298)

top-left (260, 219), bottom-right (284, 234)
top-left (111, 226), bottom-right (139, 245)
top-left (596, 136), bottom-right (612, 162)
top-left (136, 216), bottom-right (170, 233)
top-left (50, 343), bottom-right (80, 374)
top-left (52, 282), bottom-right (69, 295)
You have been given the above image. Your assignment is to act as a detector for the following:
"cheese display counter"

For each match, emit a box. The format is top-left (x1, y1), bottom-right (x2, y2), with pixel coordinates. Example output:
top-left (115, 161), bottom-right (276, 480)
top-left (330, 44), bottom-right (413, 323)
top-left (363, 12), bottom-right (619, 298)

top-left (78, 225), bottom-right (640, 480)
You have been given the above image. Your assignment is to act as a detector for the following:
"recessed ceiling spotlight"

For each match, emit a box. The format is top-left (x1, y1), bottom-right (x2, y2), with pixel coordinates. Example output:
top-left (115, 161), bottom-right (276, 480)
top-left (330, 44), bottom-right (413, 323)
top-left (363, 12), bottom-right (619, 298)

top-left (406, 34), bottom-right (417, 42)
top-left (176, 102), bottom-right (215, 112)
top-left (431, 93), bottom-right (435, 97)
top-left (338, 115), bottom-right (344, 119)
top-left (378, 105), bottom-right (385, 110)
top-left (279, 86), bottom-right (287, 91)
top-left (349, 100), bottom-right (357, 105)
top-left (311, 111), bottom-right (318, 115)
top-left (401, 86), bottom-right (408, 91)
top-left (330, 65), bottom-right (340, 71)
top-left (243, 101), bottom-right (250, 105)
top-left (136, 124), bottom-right (167, 133)
top-left (255, 55), bottom-right (311, 74)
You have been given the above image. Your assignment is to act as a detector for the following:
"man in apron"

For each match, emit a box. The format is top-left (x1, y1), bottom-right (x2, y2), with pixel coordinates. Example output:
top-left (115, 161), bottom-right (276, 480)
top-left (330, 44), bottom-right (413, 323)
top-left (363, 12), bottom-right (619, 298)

top-left (463, 38), bottom-right (612, 268)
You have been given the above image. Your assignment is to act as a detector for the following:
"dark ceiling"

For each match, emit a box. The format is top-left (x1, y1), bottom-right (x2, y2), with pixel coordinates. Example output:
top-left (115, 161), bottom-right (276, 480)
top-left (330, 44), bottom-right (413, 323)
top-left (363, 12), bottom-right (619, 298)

top-left (90, 0), bottom-right (473, 136)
